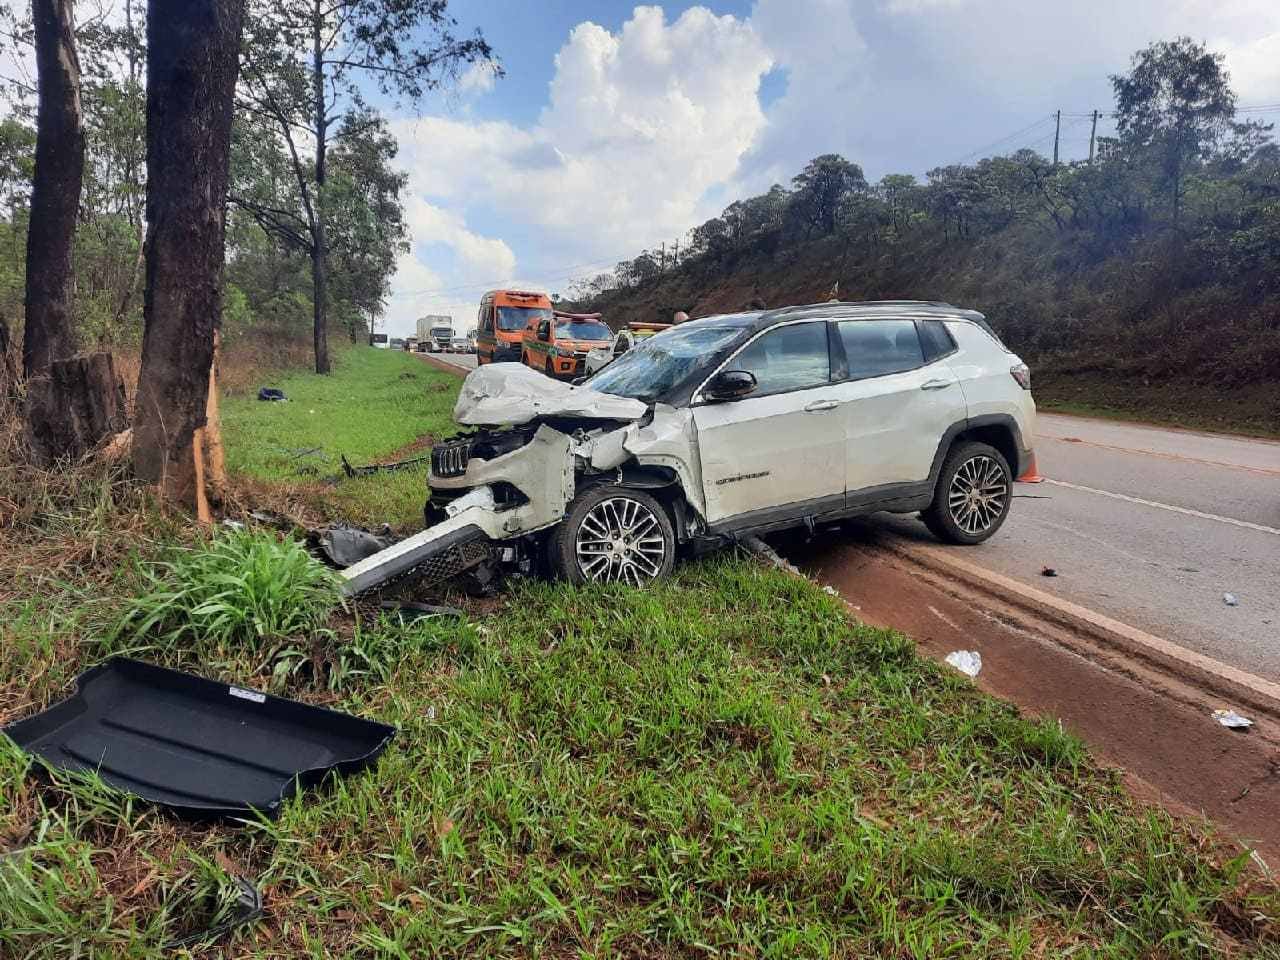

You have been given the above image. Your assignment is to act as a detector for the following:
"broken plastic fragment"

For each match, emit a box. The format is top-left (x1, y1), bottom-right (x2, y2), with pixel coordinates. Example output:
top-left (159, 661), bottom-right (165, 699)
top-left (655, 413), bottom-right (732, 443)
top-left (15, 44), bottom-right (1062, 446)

top-left (1041, 567), bottom-right (1057, 577)
top-left (165, 875), bottom-right (263, 950)
top-left (1223, 593), bottom-right (1239, 606)
top-left (944, 650), bottom-right (982, 678)
top-left (823, 585), bottom-right (839, 596)
top-left (380, 600), bottom-right (464, 623)
top-left (1212, 709), bottom-right (1252, 729)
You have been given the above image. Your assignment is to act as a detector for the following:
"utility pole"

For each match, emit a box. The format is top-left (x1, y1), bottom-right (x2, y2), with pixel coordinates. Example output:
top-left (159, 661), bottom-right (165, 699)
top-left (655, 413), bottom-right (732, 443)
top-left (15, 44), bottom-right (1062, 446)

top-left (1052, 109), bottom-right (1061, 166)
top-left (659, 241), bottom-right (665, 273)
top-left (672, 238), bottom-right (678, 268)
top-left (1088, 109), bottom-right (1099, 163)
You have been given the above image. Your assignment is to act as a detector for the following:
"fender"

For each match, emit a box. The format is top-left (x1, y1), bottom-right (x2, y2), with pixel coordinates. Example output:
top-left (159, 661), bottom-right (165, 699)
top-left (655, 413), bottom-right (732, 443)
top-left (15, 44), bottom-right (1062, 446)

top-left (926, 413), bottom-right (1029, 488)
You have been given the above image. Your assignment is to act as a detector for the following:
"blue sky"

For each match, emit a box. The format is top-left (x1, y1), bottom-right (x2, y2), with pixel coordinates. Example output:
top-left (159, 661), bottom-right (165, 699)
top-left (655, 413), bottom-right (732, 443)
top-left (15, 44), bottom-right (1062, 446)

top-left (381, 1), bottom-right (1280, 336)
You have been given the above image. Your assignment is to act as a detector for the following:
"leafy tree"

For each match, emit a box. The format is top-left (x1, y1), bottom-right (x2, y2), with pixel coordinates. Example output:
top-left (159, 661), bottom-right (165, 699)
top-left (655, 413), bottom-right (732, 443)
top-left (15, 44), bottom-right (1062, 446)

top-left (236, 0), bottom-right (497, 373)
top-left (790, 154), bottom-right (866, 235)
top-left (1111, 37), bottom-right (1251, 226)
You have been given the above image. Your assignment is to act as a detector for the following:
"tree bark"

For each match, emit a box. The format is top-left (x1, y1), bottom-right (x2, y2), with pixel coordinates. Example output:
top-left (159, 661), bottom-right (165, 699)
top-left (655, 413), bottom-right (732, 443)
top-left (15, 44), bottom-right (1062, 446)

top-left (25, 352), bottom-right (128, 463)
top-left (0, 315), bottom-right (17, 388)
top-left (132, 0), bottom-right (245, 506)
top-left (311, 0), bottom-right (330, 374)
top-left (23, 0), bottom-right (84, 378)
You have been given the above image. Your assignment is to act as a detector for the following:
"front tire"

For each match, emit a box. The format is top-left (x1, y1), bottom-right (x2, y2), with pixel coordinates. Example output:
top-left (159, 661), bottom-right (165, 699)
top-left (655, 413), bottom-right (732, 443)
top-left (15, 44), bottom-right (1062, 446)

top-left (923, 441), bottom-right (1012, 545)
top-left (544, 357), bottom-right (555, 378)
top-left (547, 486), bottom-right (676, 586)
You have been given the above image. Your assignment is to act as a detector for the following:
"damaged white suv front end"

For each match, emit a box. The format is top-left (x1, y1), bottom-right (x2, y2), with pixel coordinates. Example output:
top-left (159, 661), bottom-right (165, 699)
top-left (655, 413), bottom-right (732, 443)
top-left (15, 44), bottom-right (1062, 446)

top-left (421, 363), bottom-right (710, 587)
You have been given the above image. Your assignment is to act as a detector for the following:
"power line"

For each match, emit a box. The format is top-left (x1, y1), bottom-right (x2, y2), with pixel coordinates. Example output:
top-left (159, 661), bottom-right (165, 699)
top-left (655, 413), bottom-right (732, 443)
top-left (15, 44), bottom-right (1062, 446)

top-left (953, 114), bottom-right (1056, 164)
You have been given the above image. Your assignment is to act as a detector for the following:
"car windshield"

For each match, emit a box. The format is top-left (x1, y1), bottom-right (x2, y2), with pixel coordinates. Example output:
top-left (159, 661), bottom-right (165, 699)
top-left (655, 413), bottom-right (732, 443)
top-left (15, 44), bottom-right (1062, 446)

top-left (556, 320), bottom-right (611, 340)
top-left (588, 324), bottom-right (743, 401)
top-left (430, 327), bottom-right (451, 337)
top-left (497, 306), bottom-right (551, 332)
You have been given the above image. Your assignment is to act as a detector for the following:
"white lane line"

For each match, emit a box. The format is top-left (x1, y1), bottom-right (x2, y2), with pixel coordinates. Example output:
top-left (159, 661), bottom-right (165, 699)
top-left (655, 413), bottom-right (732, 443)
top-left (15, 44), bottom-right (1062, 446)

top-left (1044, 478), bottom-right (1280, 537)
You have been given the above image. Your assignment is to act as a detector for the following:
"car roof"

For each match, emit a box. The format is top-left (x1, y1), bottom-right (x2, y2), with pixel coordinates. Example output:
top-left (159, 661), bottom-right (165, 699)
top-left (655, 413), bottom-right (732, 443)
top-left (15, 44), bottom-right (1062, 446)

top-left (686, 300), bottom-right (986, 335)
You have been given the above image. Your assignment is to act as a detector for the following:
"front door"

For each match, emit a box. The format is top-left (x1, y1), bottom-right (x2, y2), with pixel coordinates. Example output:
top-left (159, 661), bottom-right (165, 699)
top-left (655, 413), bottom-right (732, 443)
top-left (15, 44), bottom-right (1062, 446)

top-left (692, 321), bottom-right (846, 526)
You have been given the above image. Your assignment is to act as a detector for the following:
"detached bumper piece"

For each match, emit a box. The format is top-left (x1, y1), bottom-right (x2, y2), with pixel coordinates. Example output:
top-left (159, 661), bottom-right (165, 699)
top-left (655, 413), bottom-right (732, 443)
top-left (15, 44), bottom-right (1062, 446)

top-left (4, 658), bottom-right (395, 818)
top-left (339, 515), bottom-right (491, 596)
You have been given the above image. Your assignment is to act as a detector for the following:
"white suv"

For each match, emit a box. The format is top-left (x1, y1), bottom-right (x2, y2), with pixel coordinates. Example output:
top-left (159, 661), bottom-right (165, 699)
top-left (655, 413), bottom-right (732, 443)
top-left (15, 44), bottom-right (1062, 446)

top-left (341, 302), bottom-right (1035, 594)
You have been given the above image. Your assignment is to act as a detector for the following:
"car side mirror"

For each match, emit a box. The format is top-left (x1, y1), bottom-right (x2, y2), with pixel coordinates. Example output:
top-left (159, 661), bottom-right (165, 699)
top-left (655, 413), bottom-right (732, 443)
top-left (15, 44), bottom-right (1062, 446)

top-left (704, 370), bottom-right (757, 403)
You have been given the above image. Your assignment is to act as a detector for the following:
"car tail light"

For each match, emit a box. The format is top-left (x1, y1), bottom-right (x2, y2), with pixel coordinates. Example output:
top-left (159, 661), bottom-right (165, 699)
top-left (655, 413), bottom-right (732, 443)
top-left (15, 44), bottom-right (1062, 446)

top-left (1010, 363), bottom-right (1031, 390)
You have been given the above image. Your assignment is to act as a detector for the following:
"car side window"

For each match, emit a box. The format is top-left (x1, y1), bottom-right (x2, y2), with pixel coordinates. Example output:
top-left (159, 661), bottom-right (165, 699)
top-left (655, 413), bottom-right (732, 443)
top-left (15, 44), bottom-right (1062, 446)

top-left (918, 320), bottom-right (956, 362)
top-left (838, 320), bottom-right (925, 379)
top-left (728, 322), bottom-right (830, 396)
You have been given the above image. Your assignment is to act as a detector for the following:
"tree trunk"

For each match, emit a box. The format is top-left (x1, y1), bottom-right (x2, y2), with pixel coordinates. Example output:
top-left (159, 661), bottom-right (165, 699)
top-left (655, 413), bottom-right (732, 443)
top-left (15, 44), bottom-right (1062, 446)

top-left (0, 315), bottom-right (17, 388)
top-left (132, 0), bottom-right (245, 507)
top-left (310, 0), bottom-right (330, 374)
top-left (25, 352), bottom-right (128, 463)
top-left (23, 0), bottom-right (84, 378)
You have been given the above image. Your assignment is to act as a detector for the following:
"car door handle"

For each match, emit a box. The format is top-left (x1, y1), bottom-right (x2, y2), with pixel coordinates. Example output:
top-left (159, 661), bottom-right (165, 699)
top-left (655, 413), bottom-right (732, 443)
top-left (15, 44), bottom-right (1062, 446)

top-left (804, 399), bottom-right (840, 412)
top-left (921, 379), bottom-right (953, 390)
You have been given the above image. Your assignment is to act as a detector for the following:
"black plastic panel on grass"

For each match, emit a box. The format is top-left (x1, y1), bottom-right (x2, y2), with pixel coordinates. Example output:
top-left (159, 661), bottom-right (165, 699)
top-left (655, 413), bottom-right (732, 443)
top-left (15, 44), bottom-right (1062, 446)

top-left (4, 658), bottom-right (395, 818)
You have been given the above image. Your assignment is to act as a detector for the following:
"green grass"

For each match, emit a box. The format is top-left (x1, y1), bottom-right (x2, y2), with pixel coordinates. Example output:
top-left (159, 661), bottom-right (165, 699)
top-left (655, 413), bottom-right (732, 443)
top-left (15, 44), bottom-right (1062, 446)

top-left (2, 346), bottom-right (1278, 956)
top-left (1035, 372), bottom-right (1280, 441)
top-left (3, 563), bottom-right (1278, 956)
top-left (111, 528), bottom-right (344, 670)
top-left (221, 347), bottom-right (459, 526)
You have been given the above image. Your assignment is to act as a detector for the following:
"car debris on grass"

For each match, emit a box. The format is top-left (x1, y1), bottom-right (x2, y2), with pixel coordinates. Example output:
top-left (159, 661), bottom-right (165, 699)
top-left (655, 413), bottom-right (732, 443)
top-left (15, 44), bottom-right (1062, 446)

top-left (4, 658), bottom-right (395, 818)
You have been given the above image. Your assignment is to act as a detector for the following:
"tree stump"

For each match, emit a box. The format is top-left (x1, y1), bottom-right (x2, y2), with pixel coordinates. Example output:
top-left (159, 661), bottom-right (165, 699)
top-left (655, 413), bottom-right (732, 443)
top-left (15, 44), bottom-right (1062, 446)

top-left (25, 352), bottom-right (128, 464)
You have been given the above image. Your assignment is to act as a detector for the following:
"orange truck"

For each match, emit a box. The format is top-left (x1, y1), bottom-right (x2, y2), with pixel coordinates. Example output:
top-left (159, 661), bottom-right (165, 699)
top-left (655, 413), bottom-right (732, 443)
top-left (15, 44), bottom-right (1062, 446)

top-left (522, 311), bottom-right (614, 380)
top-left (474, 289), bottom-right (554, 366)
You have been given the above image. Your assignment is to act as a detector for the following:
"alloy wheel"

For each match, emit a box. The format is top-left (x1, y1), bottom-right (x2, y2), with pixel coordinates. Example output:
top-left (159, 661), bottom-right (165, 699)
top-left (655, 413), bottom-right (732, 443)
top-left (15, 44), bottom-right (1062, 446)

top-left (574, 496), bottom-right (668, 586)
top-left (947, 455), bottom-right (1008, 536)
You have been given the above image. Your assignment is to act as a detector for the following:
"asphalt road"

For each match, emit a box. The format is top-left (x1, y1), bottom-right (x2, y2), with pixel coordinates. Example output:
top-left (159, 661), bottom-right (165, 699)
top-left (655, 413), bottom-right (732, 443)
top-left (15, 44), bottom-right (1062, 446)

top-left (872, 413), bottom-right (1280, 681)
top-left (427, 351), bottom-right (478, 371)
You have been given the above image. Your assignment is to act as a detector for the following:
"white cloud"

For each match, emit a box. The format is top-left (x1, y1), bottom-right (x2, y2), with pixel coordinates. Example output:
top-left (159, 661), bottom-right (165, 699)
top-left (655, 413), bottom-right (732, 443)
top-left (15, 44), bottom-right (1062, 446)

top-left (1215, 32), bottom-right (1280, 103)
top-left (884, 0), bottom-right (966, 12)
top-left (401, 197), bottom-right (516, 278)
top-left (387, 3), bottom-right (772, 325)
top-left (736, 0), bottom-right (870, 188)
top-left (457, 61), bottom-right (499, 97)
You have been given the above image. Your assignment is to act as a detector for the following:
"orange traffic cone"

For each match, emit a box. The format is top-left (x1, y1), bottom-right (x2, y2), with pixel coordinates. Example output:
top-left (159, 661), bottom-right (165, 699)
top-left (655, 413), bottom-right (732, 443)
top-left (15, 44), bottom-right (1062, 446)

top-left (1017, 452), bottom-right (1045, 483)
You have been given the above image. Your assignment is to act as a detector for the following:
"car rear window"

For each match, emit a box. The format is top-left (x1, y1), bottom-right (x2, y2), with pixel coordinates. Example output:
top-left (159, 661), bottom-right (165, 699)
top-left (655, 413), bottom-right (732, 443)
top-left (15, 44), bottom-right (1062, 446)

top-left (838, 320), bottom-right (925, 379)
top-left (918, 320), bottom-right (957, 362)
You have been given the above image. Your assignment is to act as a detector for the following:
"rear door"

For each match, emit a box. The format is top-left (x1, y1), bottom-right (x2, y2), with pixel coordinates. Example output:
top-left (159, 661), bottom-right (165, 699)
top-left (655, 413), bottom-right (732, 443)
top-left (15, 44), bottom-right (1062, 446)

top-left (830, 318), bottom-right (967, 498)
top-left (692, 321), bottom-right (846, 526)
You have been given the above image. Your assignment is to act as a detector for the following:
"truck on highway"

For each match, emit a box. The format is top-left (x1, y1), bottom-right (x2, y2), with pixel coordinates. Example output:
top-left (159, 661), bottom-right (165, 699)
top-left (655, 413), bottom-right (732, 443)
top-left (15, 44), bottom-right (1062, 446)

top-left (417, 315), bottom-right (454, 352)
top-left (475, 290), bottom-right (553, 365)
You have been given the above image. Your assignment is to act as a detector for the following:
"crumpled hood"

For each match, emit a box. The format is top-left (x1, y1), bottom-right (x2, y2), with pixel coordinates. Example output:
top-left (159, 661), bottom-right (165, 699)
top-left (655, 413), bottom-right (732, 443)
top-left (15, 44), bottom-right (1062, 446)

top-left (453, 362), bottom-right (648, 426)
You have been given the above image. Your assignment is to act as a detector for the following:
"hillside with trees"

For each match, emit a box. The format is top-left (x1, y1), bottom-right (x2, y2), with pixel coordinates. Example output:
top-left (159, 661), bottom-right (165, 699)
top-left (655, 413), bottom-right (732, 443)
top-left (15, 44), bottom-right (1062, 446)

top-left (566, 39), bottom-right (1280, 435)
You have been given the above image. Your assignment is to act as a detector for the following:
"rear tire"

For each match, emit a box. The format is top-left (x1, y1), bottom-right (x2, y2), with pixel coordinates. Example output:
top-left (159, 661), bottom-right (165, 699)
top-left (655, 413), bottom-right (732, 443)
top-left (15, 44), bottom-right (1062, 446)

top-left (547, 486), bottom-right (675, 586)
top-left (923, 441), bottom-right (1012, 545)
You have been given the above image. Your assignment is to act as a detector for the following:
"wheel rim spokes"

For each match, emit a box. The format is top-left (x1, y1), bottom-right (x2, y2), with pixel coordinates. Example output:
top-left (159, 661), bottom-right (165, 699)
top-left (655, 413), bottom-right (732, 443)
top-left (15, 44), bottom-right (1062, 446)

top-left (575, 496), bottom-right (667, 585)
top-left (947, 455), bottom-right (1008, 535)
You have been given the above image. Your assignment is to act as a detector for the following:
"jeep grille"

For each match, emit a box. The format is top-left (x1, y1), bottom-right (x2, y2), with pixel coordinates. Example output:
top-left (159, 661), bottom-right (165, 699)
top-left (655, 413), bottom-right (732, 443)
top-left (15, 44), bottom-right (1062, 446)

top-left (431, 437), bottom-right (473, 478)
